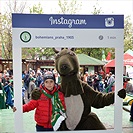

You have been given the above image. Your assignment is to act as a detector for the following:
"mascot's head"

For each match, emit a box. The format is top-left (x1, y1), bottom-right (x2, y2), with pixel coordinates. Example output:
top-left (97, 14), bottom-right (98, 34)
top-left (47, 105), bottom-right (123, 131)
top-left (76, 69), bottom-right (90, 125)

top-left (55, 48), bottom-right (79, 79)
top-left (54, 48), bottom-right (84, 97)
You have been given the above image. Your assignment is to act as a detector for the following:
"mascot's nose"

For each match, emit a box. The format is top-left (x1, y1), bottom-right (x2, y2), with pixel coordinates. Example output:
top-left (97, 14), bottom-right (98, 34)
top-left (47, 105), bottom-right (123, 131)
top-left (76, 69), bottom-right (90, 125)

top-left (61, 64), bottom-right (68, 70)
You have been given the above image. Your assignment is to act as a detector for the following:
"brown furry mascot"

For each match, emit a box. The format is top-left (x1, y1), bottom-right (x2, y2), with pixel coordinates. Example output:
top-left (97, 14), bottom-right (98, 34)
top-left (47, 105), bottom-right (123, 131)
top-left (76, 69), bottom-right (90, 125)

top-left (54, 48), bottom-right (126, 130)
top-left (31, 48), bottom-right (126, 130)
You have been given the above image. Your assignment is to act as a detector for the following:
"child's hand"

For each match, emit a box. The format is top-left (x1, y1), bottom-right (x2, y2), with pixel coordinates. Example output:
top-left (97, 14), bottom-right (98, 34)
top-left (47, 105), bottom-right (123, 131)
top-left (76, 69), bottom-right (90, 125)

top-left (12, 107), bottom-right (17, 112)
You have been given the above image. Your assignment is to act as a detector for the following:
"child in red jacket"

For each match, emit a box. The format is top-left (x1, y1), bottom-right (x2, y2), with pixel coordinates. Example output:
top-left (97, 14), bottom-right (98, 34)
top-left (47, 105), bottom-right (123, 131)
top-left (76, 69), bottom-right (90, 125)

top-left (13, 71), bottom-right (66, 131)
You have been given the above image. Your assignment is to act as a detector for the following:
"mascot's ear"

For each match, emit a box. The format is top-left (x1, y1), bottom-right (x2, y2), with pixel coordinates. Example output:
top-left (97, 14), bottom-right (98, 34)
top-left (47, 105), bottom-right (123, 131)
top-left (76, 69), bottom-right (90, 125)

top-left (61, 48), bottom-right (65, 50)
top-left (53, 48), bottom-right (66, 53)
top-left (71, 48), bottom-right (76, 51)
top-left (53, 48), bottom-right (59, 53)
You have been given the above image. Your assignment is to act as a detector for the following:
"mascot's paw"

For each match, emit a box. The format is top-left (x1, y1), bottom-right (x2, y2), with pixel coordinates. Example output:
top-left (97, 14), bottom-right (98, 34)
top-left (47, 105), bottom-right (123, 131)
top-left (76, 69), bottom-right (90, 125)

top-left (117, 89), bottom-right (126, 99)
top-left (31, 88), bottom-right (42, 100)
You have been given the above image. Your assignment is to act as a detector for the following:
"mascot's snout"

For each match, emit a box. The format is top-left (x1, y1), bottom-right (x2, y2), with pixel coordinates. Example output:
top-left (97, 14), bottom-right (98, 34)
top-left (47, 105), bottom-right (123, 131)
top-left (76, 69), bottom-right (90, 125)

top-left (60, 64), bottom-right (68, 70)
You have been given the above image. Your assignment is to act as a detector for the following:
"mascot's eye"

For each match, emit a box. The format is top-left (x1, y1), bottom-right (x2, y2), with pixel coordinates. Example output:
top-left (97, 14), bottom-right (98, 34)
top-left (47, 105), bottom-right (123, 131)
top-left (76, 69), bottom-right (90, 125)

top-left (68, 51), bottom-right (75, 56)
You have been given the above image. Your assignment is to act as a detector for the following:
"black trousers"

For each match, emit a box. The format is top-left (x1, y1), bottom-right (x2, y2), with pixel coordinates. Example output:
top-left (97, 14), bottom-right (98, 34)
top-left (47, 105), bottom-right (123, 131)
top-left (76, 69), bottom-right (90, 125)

top-left (36, 124), bottom-right (53, 132)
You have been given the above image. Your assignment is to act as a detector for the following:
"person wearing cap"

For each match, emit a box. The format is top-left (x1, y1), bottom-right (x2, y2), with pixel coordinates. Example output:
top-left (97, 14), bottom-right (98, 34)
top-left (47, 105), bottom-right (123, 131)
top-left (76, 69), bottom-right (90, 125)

top-left (107, 72), bottom-right (115, 92)
top-left (13, 71), bottom-right (66, 131)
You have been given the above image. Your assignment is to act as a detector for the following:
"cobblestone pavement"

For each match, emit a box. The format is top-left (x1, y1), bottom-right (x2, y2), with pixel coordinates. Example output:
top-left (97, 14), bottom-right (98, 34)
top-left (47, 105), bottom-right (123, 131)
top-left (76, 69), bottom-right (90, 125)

top-left (0, 105), bottom-right (133, 133)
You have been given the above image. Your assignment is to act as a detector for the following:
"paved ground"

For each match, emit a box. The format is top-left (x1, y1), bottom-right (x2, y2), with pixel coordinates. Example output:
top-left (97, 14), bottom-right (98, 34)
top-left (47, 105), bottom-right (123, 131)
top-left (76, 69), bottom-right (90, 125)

top-left (92, 105), bottom-right (133, 133)
top-left (0, 105), bottom-right (133, 133)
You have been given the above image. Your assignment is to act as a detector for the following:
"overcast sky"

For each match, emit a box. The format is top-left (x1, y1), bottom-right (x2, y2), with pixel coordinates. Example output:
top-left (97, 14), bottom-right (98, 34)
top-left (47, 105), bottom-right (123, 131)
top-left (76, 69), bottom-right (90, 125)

top-left (0, 0), bottom-right (133, 21)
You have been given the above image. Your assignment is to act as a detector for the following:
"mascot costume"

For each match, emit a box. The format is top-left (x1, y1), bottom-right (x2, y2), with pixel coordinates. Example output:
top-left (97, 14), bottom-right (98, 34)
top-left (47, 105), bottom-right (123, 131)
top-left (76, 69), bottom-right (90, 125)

top-left (32, 48), bottom-right (126, 131)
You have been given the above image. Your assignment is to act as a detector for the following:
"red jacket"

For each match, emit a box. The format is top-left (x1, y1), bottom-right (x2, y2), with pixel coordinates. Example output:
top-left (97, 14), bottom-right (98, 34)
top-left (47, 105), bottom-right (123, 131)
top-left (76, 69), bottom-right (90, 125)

top-left (23, 84), bottom-right (66, 128)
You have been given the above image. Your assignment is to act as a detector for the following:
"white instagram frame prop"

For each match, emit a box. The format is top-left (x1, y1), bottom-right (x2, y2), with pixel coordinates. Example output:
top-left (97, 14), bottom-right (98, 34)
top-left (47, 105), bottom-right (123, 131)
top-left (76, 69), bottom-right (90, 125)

top-left (12, 14), bottom-right (124, 133)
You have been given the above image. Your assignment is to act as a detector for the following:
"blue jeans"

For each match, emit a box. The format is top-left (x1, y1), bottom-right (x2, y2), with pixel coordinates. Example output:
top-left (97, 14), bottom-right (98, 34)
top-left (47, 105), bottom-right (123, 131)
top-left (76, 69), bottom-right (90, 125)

top-left (36, 124), bottom-right (53, 132)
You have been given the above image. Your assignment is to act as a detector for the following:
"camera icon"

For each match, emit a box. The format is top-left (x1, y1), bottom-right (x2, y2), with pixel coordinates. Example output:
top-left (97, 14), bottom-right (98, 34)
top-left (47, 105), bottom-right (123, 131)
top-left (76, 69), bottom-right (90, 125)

top-left (105, 17), bottom-right (114, 27)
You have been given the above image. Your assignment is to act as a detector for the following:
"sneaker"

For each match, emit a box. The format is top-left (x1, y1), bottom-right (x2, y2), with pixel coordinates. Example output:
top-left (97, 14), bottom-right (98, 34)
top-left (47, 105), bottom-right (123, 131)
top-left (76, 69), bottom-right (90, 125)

top-left (130, 117), bottom-right (133, 122)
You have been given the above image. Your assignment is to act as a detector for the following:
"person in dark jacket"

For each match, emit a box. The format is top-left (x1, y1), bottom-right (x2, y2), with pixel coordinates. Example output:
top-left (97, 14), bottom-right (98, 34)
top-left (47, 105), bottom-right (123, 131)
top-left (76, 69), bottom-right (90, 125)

top-left (4, 81), bottom-right (14, 108)
top-left (13, 71), bottom-right (66, 131)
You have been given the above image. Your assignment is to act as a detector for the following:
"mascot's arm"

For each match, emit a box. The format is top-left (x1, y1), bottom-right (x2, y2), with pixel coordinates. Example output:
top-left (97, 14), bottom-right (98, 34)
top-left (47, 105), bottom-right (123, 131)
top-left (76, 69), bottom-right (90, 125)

top-left (31, 88), bottom-right (42, 100)
top-left (83, 83), bottom-right (126, 108)
top-left (92, 92), bottom-right (114, 108)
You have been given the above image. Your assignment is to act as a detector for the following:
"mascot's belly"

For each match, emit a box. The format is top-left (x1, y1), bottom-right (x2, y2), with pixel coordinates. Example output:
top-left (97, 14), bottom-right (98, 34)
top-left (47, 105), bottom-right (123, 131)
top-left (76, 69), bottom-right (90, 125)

top-left (65, 95), bottom-right (84, 130)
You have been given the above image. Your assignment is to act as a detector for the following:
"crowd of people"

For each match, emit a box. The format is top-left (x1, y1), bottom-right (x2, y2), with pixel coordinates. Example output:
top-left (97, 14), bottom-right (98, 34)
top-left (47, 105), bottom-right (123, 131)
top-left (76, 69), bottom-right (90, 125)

top-left (1, 68), bottom-right (133, 105)
top-left (82, 71), bottom-right (115, 93)
top-left (0, 69), bottom-right (14, 108)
